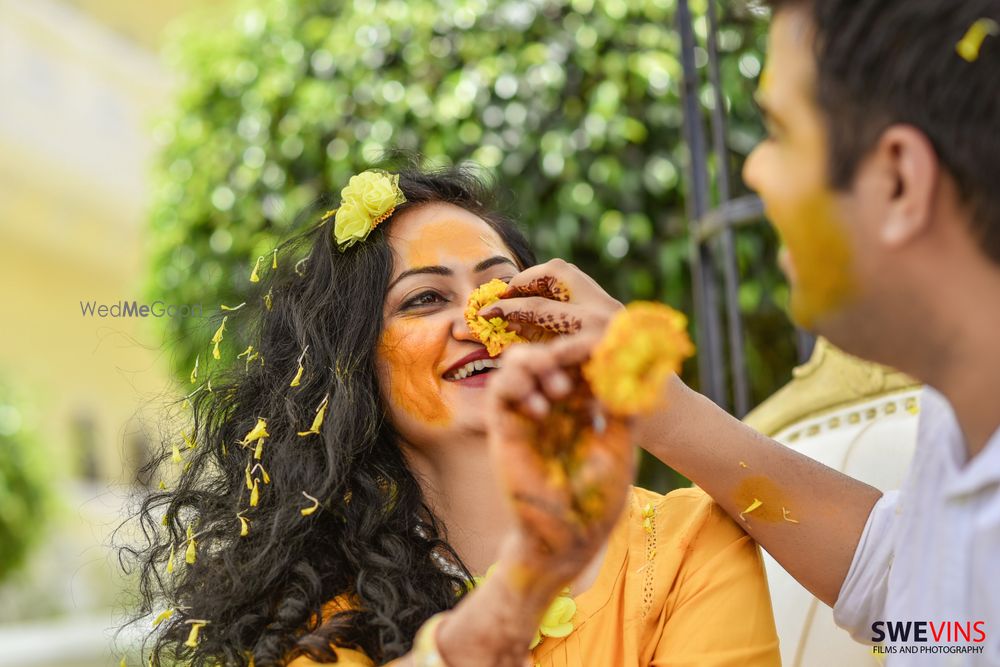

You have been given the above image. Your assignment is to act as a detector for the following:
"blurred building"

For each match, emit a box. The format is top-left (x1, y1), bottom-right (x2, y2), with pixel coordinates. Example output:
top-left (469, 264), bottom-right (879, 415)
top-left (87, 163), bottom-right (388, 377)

top-left (0, 0), bottom-right (222, 664)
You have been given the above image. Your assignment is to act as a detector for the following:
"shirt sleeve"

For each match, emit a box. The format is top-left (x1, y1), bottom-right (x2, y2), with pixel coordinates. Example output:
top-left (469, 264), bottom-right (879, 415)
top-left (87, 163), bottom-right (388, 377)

top-left (651, 502), bottom-right (781, 667)
top-left (832, 489), bottom-right (900, 643)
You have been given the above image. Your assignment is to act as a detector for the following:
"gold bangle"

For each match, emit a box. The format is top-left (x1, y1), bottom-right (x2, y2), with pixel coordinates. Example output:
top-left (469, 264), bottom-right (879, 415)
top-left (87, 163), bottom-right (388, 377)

top-left (412, 612), bottom-right (451, 667)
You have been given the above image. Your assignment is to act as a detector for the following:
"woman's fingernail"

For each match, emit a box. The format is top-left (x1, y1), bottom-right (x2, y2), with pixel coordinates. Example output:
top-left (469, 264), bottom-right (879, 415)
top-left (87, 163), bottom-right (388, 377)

top-left (480, 308), bottom-right (500, 319)
top-left (527, 394), bottom-right (548, 417)
top-left (551, 373), bottom-right (571, 395)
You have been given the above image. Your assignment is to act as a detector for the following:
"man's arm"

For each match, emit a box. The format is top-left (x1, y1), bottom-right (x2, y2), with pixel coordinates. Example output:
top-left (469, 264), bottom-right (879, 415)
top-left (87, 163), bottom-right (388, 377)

top-left (638, 374), bottom-right (882, 607)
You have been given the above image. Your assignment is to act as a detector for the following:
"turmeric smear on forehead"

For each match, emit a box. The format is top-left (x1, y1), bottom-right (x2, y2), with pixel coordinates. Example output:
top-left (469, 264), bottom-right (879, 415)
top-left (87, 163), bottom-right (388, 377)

top-left (379, 322), bottom-right (451, 425)
top-left (404, 218), bottom-right (506, 267)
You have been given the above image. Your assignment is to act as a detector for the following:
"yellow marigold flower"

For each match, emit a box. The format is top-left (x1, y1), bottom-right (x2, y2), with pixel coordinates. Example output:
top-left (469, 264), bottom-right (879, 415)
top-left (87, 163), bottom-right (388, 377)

top-left (333, 170), bottom-right (406, 250)
top-left (464, 279), bottom-right (527, 357)
top-left (956, 18), bottom-right (999, 62)
top-left (582, 301), bottom-right (694, 416)
top-left (641, 502), bottom-right (655, 536)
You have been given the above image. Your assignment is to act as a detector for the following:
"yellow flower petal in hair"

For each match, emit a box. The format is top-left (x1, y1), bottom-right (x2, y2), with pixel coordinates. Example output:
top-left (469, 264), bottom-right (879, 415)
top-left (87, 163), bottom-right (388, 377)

top-left (183, 431), bottom-right (196, 450)
top-left (184, 620), bottom-right (209, 648)
top-left (264, 287), bottom-right (273, 311)
top-left (250, 256), bottom-right (264, 283)
top-left (172, 442), bottom-right (183, 464)
top-left (240, 417), bottom-right (269, 460)
top-left (332, 170), bottom-right (406, 250)
top-left (152, 608), bottom-right (175, 628)
top-left (211, 316), bottom-right (228, 360)
top-left (166, 543), bottom-right (175, 574)
top-left (582, 302), bottom-right (695, 416)
top-left (300, 491), bottom-right (320, 516)
top-left (185, 524), bottom-right (197, 565)
top-left (298, 394), bottom-right (329, 436)
top-left (464, 279), bottom-right (528, 357)
top-left (250, 478), bottom-right (261, 506)
top-left (220, 302), bottom-right (246, 312)
top-left (271, 248), bottom-right (278, 269)
top-left (251, 462), bottom-right (271, 484)
top-left (190, 354), bottom-right (199, 384)
top-left (290, 345), bottom-right (309, 387)
top-left (237, 511), bottom-right (250, 537)
top-left (956, 18), bottom-right (999, 62)
top-left (244, 463), bottom-right (253, 490)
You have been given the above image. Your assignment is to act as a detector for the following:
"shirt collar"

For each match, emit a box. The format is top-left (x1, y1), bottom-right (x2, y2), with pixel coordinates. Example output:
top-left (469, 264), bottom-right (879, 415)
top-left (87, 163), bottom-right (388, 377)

top-left (924, 387), bottom-right (1000, 497)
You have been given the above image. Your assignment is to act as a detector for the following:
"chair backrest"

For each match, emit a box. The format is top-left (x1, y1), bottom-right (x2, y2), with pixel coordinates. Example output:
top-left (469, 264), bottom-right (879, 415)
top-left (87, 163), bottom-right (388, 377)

top-left (743, 338), bottom-right (922, 667)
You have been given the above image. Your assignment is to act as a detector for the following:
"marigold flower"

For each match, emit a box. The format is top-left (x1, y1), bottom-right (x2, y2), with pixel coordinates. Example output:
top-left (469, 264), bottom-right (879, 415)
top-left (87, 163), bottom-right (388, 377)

top-left (582, 302), bottom-right (694, 415)
top-left (464, 279), bottom-right (527, 356)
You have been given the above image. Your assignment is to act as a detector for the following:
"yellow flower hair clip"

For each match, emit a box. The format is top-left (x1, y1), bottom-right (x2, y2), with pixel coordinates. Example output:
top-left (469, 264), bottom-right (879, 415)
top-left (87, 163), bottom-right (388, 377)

top-left (330, 170), bottom-right (406, 250)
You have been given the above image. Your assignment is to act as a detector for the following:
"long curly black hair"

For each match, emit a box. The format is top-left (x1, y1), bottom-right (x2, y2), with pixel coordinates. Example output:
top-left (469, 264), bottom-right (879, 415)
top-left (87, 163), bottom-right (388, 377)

top-left (120, 164), bottom-right (536, 666)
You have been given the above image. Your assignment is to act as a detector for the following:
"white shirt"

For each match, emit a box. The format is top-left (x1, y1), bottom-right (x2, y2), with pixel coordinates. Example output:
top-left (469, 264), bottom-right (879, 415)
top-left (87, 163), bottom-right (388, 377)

top-left (834, 387), bottom-right (1000, 665)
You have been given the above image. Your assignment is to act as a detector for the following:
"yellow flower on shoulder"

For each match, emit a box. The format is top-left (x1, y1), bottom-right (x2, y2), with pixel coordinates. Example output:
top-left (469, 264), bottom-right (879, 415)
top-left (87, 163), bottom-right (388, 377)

top-left (531, 587), bottom-right (576, 649)
top-left (465, 279), bottom-right (527, 356)
top-left (583, 301), bottom-right (694, 415)
top-left (333, 170), bottom-right (406, 250)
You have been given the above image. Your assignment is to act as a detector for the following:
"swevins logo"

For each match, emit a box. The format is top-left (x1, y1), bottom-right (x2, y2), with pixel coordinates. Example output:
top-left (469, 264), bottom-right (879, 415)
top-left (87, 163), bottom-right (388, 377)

top-left (871, 621), bottom-right (987, 643)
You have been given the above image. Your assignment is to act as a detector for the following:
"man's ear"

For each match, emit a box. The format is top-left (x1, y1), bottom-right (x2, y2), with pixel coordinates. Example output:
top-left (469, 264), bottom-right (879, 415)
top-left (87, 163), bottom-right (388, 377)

top-left (873, 125), bottom-right (940, 248)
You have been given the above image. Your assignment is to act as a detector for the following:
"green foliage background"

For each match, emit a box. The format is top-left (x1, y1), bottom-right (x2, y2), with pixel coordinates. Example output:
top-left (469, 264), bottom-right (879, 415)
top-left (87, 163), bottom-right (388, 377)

top-left (0, 386), bottom-right (51, 583)
top-left (146, 0), bottom-right (798, 490)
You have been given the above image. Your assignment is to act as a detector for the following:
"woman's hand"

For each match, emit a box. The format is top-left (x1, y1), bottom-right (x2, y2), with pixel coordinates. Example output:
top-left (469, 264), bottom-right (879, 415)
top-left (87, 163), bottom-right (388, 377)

top-left (479, 259), bottom-right (623, 343)
top-left (485, 339), bottom-right (636, 588)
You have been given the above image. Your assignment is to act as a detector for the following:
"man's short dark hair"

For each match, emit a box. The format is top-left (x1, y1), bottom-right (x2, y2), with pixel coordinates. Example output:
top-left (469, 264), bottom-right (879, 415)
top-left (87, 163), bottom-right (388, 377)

top-left (767, 0), bottom-right (1000, 264)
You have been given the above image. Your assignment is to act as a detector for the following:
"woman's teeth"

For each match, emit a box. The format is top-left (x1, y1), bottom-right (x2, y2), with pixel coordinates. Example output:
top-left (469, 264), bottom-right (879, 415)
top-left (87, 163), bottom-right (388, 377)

top-left (446, 358), bottom-right (501, 380)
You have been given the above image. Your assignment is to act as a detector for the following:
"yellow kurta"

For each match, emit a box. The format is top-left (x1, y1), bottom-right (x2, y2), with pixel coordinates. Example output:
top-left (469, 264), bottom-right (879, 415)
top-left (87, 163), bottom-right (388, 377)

top-left (288, 486), bottom-right (781, 667)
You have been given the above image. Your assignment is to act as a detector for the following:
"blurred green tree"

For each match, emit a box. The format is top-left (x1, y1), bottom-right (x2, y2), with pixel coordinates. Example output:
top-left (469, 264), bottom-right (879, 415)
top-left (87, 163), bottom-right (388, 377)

top-left (0, 386), bottom-right (51, 583)
top-left (146, 0), bottom-right (798, 490)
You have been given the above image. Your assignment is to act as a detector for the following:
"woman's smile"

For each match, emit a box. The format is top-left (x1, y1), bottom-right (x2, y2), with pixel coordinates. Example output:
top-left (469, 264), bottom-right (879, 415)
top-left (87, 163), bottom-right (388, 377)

top-left (442, 347), bottom-right (503, 387)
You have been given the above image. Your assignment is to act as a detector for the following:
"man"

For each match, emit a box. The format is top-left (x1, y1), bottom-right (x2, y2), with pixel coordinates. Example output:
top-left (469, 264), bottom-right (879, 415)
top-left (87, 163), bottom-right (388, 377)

top-left (486, 0), bottom-right (1000, 663)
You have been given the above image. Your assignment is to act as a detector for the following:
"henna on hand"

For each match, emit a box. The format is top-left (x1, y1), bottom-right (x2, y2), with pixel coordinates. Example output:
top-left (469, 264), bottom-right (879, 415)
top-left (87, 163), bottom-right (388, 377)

top-left (505, 276), bottom-right (572, 302)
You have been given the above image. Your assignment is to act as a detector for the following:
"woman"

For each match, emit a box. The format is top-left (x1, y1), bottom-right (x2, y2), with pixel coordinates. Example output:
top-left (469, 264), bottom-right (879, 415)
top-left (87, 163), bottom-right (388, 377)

top-left (126, 165), bottom-right (780, 666)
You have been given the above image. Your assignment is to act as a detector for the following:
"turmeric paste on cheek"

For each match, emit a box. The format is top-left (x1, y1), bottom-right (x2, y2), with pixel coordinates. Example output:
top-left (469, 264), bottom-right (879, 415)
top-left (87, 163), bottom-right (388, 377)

top-left (378, 322), bottom-right (452, 425)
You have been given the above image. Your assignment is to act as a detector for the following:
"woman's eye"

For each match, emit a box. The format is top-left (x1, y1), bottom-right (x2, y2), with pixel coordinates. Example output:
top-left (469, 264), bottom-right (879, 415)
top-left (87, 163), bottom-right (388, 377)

top-left (402, 291), bottom-right (445, 309)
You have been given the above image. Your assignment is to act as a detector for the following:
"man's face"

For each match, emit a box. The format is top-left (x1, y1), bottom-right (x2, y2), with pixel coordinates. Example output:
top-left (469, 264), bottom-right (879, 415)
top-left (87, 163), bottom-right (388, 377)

top-left (742, 7), bottom-right (866, 333)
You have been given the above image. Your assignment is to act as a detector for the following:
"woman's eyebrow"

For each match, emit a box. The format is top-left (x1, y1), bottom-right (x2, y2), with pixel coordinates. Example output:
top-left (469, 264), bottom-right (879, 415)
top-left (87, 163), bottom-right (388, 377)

top-left (388, 256), bottom-right (516, 292)
top-left (474, 256), bottom-right (517, 272)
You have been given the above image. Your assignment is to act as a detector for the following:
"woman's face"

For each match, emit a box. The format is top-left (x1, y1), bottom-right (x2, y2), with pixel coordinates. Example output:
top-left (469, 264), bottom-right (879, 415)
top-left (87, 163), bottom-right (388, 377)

top-left (376, 201), bottom-right (521, 450)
